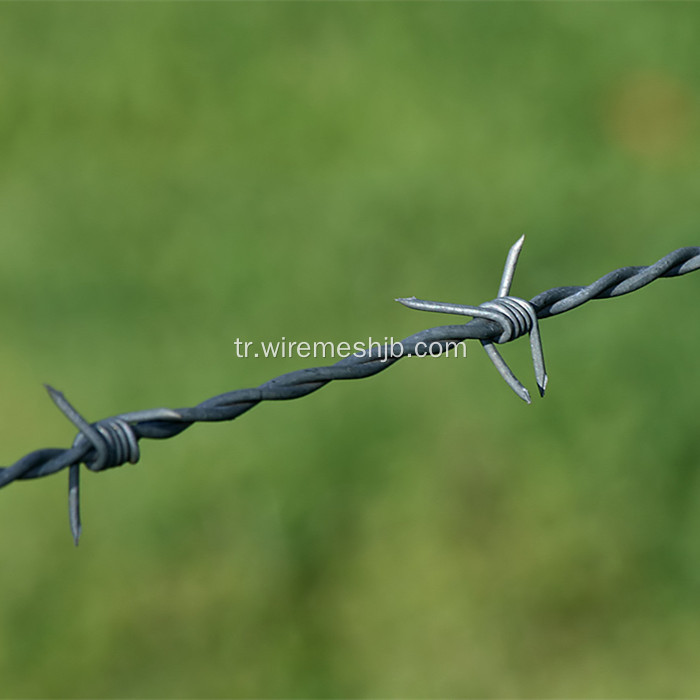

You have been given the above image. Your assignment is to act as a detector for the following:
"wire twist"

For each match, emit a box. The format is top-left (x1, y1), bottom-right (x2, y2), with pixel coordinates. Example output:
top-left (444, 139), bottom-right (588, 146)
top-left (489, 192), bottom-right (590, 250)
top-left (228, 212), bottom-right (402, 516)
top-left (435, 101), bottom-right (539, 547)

top-left (1, 238), bottom-right (699, 544)
top-left (479, 297), bottom-right (536, 343)
top-left (72, 420), bottom-right (140, 472)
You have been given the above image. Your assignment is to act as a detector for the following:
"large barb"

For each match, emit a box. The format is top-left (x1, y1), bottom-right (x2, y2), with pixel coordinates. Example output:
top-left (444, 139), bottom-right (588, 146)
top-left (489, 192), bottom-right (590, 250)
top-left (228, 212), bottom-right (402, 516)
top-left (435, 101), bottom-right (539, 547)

top-left (397, 236), bottom-right (548, 403)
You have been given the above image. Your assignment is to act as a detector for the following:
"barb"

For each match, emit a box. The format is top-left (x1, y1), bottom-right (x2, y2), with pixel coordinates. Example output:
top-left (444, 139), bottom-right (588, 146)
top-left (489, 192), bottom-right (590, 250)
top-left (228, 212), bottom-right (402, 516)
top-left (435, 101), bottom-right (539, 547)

top-left (2, 240), bottom-right (699, 544)
top-left (397, 235), bottom-right (547, 402)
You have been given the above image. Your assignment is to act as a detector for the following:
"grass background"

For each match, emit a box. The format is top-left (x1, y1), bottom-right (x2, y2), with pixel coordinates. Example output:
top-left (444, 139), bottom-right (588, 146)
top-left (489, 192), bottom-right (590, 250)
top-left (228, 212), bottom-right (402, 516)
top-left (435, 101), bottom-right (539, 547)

top-left (1, 2), bottom-right (699, 697)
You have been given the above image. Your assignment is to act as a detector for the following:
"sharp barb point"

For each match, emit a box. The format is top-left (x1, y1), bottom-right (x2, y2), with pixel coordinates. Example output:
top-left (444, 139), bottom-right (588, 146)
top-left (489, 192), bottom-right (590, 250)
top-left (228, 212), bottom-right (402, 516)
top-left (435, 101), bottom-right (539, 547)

top-left (481, 341), bottom-right (532, 403)
top-left (44, 384), bottom-right (61, 400)
top-left (527, 315), bottom-right (547, 401)
top-left (69, 464), bottom-right (81, 546)
top-left (498, 236), bottom-right (527, 298)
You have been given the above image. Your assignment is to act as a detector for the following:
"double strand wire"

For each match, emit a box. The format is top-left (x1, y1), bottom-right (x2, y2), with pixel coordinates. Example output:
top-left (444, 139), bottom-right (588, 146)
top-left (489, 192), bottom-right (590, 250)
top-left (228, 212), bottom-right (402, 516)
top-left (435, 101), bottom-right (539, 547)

top-left (1, 239), bottom-right (699, 543)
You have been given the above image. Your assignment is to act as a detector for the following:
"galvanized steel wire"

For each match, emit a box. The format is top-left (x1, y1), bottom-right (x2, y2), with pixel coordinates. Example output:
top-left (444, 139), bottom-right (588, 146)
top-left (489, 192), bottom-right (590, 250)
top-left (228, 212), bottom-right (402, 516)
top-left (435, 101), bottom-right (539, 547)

top-left (2, 240), bottom-right (699, 543)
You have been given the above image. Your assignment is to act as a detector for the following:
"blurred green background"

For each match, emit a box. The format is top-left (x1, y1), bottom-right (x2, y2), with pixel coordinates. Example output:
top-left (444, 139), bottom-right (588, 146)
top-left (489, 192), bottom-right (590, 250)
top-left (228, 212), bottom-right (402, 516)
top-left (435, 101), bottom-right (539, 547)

top-left (1, 2), bottom-right (699, 697)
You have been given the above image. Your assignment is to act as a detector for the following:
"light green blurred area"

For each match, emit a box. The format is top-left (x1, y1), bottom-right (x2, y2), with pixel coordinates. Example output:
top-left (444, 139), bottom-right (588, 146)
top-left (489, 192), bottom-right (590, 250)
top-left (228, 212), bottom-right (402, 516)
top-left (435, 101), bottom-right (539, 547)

top-left (1, 3), bottom-right (700, 697)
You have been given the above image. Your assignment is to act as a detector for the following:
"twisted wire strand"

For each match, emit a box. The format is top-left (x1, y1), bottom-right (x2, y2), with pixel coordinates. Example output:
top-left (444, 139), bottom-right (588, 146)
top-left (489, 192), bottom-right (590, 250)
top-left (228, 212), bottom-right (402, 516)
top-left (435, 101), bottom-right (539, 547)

top-left (2, 245), bottom-right (699, 495)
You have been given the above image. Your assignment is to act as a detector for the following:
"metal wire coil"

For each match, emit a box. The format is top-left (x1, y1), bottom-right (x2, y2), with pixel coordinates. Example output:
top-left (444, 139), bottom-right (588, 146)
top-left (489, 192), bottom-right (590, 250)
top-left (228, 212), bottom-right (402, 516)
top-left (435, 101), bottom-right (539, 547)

top-left (478, 296), bottom-right (536, 344)
top-left (72, 419), bottom-right (140, 472)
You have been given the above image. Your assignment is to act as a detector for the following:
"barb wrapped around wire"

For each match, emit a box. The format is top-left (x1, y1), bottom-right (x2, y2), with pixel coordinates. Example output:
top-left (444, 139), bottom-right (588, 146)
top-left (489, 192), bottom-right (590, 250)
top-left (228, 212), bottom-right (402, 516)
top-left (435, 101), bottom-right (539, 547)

top-left (397, 236), bottom-right (547, 403)
top-left (1, 238), bottom-right (699, 544)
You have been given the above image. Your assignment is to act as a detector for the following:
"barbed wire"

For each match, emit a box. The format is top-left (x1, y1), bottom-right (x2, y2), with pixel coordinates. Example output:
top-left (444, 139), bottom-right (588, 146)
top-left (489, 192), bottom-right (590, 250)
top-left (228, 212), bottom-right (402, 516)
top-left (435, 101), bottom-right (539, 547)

top-left (2, 238), bottom-right (699, 544)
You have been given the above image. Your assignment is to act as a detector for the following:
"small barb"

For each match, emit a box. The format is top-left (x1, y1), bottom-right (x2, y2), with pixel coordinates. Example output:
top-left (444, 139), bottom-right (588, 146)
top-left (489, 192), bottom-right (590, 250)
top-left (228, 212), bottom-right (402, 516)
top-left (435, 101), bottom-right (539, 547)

top-left (69, 464), bottom-right (81, 546)
top-left (397, 297), bottom-right (487, 318)
top-left (47, 385), bottom-right (87, 545)
top-left (527, 317), bottom-right (548, 398)
top-left (498, 235), bottom-right (526, 298)
top-left (481, 341), bottom-right (532, 404)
